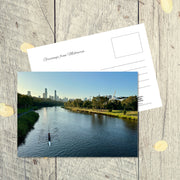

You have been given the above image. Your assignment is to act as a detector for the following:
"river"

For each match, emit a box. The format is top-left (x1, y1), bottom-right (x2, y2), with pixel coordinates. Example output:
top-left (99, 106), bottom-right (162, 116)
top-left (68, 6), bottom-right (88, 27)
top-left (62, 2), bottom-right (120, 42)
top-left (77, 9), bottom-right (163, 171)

top-left (18, 107), bottom-right (138, 157)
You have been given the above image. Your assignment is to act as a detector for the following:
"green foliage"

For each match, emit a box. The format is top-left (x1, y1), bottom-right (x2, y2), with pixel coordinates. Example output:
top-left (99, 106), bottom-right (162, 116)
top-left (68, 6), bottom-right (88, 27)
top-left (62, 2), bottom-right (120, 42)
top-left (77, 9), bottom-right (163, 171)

top-left (83, 100), bottom-right (92, 108)
top-left (92, 96), bottom-right (109, 109)
top-left (65, 95), bottom-right (137, 111)
top-left (18, 94), bottom-right (33, 108)
top-left (106, 100), bottom-right (122, 110)
top-left (18, 107), bottom-right (32, 114)
top-left (66, 107), bottom-right (138, 121)
top-left (121, 96), bottom-right (137, 111)
top-left (123, 109), bottom-right (126, 115)
top-left (17, 93), bottom-right (64, 145)
top-left (64, 99), bottom-right (84, 108)
top-left (18, 111), bottom-right (39, 145)
top-left (73, 99), bottom-right (83, 107)
top-left (18, 93), bottom-right (64, 109)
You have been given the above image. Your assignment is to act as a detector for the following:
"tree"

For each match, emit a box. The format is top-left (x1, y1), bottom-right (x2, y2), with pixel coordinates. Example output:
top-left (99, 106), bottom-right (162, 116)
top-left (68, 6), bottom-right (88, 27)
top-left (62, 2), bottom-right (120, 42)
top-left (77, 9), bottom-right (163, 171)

top-left (121, 96), bottom-right (137, 111)
top-left (73, 99), bottom-right (83, 107)
top-left (92, 96), bottom-right (109, 109)
top-left (83, 100), bottom-right (92, 108)
top-left (64, 95), bottom-right (137, 111)
top-left (18, 93), bottom-right (64, 108)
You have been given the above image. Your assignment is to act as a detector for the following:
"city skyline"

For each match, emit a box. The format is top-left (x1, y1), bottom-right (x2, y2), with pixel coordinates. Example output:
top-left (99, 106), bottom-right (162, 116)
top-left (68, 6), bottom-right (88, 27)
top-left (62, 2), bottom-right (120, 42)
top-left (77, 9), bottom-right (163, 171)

top-left (18, 72), bottom-right (138, 99)
top-left (26, 89), bottom-right (61, 100)
top-left (24, 88), bottom-right (129, 102)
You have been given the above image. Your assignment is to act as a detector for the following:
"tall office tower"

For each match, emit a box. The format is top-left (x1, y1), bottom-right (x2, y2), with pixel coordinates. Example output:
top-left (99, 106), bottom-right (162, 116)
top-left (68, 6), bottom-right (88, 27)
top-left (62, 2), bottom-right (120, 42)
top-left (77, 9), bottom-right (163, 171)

top-left (27, 91), bottom-right (31, 96)
top-left (49, 95), bottom-right (53, 100)
top-left (43, 93), bottom-right (46, 99)
top-left (45, 88), bottom-right (47, 98)
top-left (54, 90), bottom-right (57, 101)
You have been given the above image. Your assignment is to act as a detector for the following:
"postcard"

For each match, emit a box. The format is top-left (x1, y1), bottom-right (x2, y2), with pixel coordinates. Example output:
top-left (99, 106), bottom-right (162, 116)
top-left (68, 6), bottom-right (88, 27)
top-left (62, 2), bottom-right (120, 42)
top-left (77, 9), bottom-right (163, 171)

top-left (18, 72), bottom-right (138, 157)
top-left (27, 24), bottom-right (162, 111)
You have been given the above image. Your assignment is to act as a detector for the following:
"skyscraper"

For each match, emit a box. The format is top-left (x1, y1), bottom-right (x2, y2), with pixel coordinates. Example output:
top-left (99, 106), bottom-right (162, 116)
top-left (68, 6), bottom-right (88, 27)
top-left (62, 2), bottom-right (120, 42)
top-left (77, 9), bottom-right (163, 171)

top-left (27, 91), bottom-right (31, 96)
top-left (45, 88), bottom-right (47, 98)
top-left (49, 95), bottom-right (53, 100)
top-left (43, 93), bottom-right (46, 99)
top-left (54, 90), bottom-right (57, 101)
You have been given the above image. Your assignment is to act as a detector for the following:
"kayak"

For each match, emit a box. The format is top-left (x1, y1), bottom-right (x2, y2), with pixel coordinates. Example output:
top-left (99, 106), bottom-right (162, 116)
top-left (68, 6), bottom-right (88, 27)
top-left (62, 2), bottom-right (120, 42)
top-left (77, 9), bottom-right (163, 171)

top-left (48, 133), bottom-right (51, 146)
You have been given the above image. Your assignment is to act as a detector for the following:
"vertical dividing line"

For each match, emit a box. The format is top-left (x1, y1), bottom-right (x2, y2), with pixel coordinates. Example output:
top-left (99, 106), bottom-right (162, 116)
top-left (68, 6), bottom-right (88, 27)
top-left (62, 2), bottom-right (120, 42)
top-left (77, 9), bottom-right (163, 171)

top-left (54, 0), bottom-right (56, 43)
top-left (138, 2), bottom-right (140, 179)
top-left (54, 0), bottom-right (57, 179)
top-left (55, 158), bottom-right (57, 180)
top-left (138, 112), bottom-right (140, 180)
top-left (138, 0), bottom-right (140, 24)
top-left (24, 158), bottom-right (27, 180)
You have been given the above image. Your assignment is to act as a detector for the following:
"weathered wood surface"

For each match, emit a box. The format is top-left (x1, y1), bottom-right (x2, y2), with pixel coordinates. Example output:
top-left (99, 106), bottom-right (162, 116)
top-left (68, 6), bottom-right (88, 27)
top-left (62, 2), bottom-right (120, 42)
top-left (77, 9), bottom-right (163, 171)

top-left (0, 0), bottom-right (180, 179)
top-left (139, 0), bottom-right (180, 179)
top-left (56, 0), bottom-right (138, 40)
top-left (0, 0), bottom-right (55, 179)
top-left (56, 0), bottom-right (138, 179)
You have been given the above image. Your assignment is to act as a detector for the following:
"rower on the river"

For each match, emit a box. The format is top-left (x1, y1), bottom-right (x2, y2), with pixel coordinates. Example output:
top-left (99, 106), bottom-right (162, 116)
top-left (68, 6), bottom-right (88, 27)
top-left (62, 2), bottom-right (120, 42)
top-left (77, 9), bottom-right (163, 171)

top-left (48, 133), bottom-right (51, 146)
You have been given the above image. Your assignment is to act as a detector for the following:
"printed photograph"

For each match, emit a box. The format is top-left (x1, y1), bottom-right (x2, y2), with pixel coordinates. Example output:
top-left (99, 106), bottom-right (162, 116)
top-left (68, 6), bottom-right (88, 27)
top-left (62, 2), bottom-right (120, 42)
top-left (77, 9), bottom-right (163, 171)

top-left (17, 72), bottom-right (138, 157)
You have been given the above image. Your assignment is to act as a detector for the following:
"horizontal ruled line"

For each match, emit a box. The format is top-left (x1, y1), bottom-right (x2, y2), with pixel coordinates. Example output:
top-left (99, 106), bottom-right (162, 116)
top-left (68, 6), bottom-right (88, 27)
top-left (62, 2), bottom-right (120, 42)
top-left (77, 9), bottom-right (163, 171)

top-left (139, 102), bottom-right (152, 106)
top-left (139, 85), bottom-right (151, 89)
top-left (101, 59), bottom-right (145, 70)
top-left (139, 79), bottom-right (149, 82)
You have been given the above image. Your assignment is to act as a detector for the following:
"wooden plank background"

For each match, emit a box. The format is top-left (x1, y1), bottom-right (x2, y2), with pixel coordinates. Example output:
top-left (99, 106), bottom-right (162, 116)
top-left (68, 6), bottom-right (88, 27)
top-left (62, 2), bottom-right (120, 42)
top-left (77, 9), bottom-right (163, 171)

top-left (0, 0), bottom-right (179, 179)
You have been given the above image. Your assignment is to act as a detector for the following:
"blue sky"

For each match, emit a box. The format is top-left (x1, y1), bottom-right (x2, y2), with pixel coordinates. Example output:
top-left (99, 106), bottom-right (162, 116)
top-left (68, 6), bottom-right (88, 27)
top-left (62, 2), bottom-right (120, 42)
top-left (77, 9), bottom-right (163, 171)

top-left (18, 72), bottom-right (137, 99)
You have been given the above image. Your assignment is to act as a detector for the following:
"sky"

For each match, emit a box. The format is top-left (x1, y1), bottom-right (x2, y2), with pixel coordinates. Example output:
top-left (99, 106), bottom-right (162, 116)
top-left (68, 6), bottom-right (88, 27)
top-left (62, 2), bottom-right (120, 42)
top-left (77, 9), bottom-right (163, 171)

top-left (18, 72), bottom-right (138, 99)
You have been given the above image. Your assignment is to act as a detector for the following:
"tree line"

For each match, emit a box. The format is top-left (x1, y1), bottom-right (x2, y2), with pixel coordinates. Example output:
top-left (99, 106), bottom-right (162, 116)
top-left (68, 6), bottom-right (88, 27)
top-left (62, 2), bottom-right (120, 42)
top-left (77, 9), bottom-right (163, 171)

top-left (64, 96), bottom-right (137, 111)
top-left (18, 93), bottom-right (64, 109)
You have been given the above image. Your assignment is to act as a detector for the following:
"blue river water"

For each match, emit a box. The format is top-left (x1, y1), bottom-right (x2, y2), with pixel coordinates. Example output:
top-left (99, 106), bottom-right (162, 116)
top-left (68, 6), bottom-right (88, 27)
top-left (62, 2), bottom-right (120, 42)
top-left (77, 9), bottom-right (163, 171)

top-left (18, 107), bottom-right (138, 157)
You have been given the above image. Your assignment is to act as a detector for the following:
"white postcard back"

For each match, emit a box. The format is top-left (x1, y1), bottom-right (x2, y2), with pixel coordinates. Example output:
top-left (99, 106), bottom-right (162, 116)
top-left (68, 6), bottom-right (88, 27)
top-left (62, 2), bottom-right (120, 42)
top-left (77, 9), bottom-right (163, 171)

top-left (27, 24), bottom-right (162, 111)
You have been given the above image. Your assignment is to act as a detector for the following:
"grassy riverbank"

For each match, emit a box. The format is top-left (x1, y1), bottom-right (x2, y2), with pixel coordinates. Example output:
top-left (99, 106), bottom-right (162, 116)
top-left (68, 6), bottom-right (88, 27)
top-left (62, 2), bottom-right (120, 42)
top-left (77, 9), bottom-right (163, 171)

top-left (18, 111), bottom-right (39, 145)
top-left (65, 107), bottom-right (138, 121)
top-left (18, 106), bottom-right (39, 115)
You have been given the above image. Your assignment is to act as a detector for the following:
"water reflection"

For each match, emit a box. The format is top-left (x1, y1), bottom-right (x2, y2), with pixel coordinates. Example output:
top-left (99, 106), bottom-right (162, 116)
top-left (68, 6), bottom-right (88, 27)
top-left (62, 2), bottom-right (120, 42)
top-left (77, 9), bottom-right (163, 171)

top-left (91, 114), bottom-right (108, 126)
top-left (43, 107), bottom-right (48, 123)
top-left (121, 118), bottom-right (138, 130)
top-left (90, 112), bottom-right (137, 131)
top-left (18, 107), bottom-right (137, 157)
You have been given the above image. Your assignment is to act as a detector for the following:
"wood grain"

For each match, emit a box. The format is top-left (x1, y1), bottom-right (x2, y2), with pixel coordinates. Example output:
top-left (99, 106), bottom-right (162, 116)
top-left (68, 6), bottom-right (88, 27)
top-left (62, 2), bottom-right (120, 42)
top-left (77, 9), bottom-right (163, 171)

top-left (0, 0), bottom-right (55, 179)
top-left (56, 0), bottom-right (138, 179)
top-left (56, 0), bottom-right (138, 40)
top-left (1, 0), bottom-right (179, 179)
top-left (139, 0), bottom-right (180, 179)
